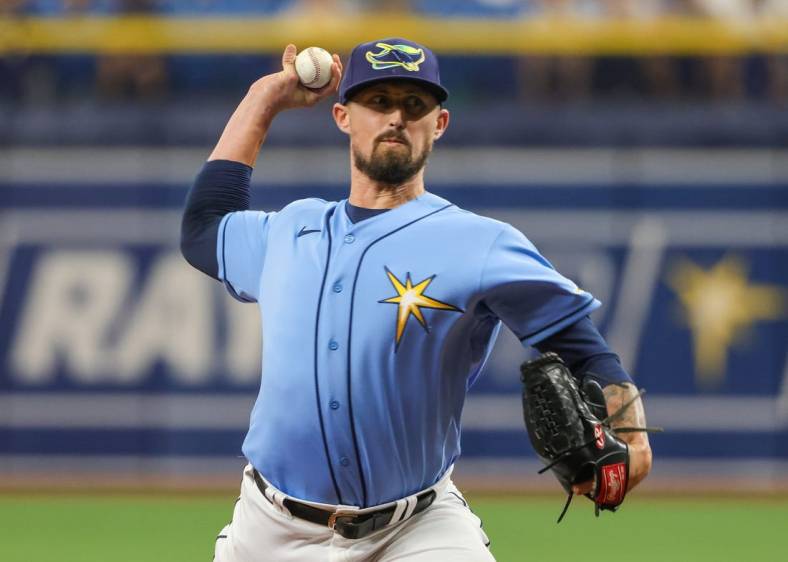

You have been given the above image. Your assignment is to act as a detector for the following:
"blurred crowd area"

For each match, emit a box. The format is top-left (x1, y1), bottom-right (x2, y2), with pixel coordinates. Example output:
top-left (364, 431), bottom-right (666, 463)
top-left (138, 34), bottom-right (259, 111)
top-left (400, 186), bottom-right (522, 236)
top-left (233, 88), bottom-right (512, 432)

top-left (3, 0), bottom-right (788, 17)
top-left (1, 0), bottom-right (787, 146)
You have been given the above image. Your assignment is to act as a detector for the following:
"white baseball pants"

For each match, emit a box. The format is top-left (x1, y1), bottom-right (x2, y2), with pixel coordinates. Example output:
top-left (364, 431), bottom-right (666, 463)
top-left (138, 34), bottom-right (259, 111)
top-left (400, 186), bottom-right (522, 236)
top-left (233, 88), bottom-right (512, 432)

top-left (213, 464), bottom-right (495, 562)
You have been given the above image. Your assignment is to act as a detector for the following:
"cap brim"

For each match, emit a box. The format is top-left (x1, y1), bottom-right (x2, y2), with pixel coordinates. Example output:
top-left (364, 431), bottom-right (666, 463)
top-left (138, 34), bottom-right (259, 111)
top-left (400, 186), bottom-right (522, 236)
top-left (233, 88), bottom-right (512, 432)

top-left (341, 76), bottom-right (449, 104)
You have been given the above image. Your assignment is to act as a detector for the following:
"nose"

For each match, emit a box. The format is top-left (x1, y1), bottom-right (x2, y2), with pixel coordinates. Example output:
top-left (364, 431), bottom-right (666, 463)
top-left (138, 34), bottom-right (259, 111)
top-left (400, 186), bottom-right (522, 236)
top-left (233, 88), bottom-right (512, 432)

top-left (388, 107), bottom-right (406, 129)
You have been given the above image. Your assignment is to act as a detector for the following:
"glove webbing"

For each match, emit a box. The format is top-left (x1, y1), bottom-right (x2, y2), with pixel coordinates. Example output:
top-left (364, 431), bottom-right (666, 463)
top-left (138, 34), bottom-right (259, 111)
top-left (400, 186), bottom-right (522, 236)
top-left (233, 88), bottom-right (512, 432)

top-left (582, 373), bottom-right (664, 432)
top-left (550, 385), bottom-right (663, 523)
top-left (539, 387), bottom-right (661, 476)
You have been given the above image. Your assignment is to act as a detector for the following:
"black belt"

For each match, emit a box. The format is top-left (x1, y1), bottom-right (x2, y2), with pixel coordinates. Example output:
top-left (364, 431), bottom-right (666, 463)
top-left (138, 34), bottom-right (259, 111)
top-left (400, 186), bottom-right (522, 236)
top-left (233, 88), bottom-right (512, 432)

top-left (252, 469), bottom-right (436, 540)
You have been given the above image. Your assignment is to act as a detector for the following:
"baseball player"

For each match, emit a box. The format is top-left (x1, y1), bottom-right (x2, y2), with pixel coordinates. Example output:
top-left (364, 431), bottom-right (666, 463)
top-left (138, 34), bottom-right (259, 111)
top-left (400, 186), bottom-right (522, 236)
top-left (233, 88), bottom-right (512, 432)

top-left (181, 38), bottom-right (653, 561)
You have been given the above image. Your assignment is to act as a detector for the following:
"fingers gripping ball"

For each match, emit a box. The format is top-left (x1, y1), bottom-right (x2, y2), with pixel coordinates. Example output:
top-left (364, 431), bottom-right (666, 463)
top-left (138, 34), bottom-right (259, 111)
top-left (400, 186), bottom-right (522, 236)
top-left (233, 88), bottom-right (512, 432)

top-left (295, 47), bottom-right (333, 89)
top-left (520, 352), bottom-right (631, 522)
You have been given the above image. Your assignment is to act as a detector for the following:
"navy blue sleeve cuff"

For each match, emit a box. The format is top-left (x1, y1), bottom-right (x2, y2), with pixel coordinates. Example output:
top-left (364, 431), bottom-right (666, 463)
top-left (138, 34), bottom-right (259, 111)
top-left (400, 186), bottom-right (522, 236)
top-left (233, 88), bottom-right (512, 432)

top-left (533, 316), bottom-right (634, 386)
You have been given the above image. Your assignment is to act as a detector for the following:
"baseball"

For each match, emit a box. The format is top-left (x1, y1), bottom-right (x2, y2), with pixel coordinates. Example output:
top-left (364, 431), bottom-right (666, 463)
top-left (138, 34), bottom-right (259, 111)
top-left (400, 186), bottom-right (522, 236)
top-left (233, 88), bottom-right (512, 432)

top-left (295, 47), bottom-right (333, 89)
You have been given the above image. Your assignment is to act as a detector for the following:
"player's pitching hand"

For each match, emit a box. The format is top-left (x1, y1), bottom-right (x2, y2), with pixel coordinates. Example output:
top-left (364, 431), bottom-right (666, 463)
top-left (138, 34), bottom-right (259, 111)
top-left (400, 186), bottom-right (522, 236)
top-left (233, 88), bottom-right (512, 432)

top-left (252, 44), bottom-right (343, 114)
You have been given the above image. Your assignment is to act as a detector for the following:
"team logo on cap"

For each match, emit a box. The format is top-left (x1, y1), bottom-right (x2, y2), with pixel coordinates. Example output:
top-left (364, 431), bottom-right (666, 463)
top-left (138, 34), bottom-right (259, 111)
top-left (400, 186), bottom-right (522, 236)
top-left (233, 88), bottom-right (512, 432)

top-left (365, 42), bottom-right (425, 72)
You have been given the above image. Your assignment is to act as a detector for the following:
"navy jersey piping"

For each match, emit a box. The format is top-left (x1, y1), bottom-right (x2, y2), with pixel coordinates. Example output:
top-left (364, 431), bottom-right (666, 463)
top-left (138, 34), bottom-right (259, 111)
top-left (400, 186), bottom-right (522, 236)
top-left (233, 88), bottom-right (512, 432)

top-left (346, 203), bottom-right (454, 507)
top-left (221, 214), bottom-right (229, 281)
top-left (518, 297), bottom-right (596, 344)
top-left (220, 214), bottom-right (246, 302)
top-left (312, 208), bottom-right (344, 504)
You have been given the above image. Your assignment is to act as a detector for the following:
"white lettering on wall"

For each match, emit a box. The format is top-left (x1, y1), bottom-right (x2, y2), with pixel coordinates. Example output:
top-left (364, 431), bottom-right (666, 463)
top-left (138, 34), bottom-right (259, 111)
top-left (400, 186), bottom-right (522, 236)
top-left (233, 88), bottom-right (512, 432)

top-left (113, 254), bottom-right (214, 385)
top-left (11, 250), bottom-right (132, 383)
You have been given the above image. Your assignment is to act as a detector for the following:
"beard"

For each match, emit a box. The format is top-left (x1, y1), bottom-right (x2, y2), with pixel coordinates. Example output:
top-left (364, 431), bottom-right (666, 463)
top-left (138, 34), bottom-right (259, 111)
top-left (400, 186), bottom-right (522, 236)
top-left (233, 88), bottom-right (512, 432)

top-left (352, 136), bottom-right (431, 187)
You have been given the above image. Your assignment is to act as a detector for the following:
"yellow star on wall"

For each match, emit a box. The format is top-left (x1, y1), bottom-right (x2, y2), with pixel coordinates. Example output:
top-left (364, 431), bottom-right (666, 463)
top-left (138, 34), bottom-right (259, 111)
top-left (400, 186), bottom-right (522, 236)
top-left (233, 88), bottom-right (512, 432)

top-left (667, 254), bottom-right (785, 388)
top-left (379, 268), bottom-right (463, 349)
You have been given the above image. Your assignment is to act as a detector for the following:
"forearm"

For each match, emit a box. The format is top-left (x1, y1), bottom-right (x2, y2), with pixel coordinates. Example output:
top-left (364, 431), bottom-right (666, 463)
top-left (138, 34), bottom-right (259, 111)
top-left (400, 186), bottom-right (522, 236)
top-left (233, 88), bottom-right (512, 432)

top-left (602, 382), bottom-right (653, 491)
top-left (186, 74), bottom-right (281, 274)
top-left (535, 316), bottom-right (633, 386)
top-left (208, 81), bottom-right (279, 167)
top-left (207, 42), bottom-right (342, 167)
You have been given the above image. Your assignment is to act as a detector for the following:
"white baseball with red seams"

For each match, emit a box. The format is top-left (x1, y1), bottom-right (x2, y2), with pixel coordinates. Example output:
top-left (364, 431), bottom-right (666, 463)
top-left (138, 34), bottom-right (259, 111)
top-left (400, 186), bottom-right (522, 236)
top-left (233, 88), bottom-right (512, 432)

top-left (295, 47), bottom-right (333, 89)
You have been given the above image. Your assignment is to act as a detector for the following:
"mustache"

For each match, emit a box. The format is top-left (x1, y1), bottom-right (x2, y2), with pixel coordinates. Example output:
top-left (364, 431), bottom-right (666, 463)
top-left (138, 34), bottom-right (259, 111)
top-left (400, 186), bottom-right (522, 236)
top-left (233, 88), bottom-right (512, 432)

top-left (375, 132), bottom-right (410, 147)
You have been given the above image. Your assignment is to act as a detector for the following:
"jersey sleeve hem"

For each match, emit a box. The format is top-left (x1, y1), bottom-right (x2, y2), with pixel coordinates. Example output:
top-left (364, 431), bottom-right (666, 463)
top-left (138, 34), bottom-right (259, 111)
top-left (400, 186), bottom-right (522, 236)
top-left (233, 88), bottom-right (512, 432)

top-left (519, 297), bottom-right (601, 347)
top-left (217, 212), bottom-right (258, 304)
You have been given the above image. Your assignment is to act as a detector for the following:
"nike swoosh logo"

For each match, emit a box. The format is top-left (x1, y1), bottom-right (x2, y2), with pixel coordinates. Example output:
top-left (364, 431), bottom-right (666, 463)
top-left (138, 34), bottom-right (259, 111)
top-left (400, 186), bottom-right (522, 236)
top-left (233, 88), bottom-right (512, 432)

top-left (297, 227), bottom-right (321, 237)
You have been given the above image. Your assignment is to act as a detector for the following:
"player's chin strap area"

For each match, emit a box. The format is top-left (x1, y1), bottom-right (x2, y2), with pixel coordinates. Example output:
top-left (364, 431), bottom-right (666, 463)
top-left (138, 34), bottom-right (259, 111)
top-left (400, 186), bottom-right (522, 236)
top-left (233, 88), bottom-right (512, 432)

top-left (252, 469), bottom-right (436, 540)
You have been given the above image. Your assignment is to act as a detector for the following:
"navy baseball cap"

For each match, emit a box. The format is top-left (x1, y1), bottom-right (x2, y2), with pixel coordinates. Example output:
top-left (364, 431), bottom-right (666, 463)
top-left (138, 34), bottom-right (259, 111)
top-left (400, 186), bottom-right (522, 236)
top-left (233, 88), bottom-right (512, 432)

top-left (339, 38), bottom-right (449, 104)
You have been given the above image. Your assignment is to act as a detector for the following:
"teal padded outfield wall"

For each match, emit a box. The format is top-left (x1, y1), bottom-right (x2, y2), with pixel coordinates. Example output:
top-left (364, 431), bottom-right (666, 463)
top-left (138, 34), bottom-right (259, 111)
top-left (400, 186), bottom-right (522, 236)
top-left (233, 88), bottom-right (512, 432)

top-left (0, 149), bottom-right (786, 483)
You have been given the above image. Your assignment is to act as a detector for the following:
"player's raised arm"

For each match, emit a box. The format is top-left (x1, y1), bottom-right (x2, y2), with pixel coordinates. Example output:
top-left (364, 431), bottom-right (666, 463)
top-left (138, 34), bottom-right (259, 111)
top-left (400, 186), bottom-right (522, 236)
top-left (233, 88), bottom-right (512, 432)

top-left (209, 44), bottom-right (343, 166)
top-left (180, 45), bottom-right (342, 280)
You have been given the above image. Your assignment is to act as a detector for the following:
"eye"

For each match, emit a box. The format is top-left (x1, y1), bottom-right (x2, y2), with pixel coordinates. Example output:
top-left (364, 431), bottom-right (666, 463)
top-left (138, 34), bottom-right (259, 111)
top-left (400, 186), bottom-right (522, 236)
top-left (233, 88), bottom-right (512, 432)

top-left (404, 95), bottom-right (427, 113)
top-left (369, 95), bottom-right (390, 108)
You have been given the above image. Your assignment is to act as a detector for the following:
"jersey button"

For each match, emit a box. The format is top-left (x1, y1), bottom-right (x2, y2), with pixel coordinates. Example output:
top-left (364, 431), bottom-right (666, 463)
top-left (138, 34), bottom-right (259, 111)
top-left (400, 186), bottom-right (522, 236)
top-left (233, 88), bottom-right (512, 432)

top-left (329, 400), bottom-right (340, 410)
top-left (332, 283), bottom-right (343, 293)
top-left (344, 234), bottom-right (355, 244)
top-left (340, 457), bottom-right (350, 467)
top-left (328, 340), bottom-right (339, 351)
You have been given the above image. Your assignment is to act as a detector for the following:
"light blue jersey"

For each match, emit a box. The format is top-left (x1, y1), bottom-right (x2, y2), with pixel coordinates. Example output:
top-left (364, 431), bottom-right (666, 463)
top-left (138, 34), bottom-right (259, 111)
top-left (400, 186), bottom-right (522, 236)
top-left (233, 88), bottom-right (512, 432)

top-left (217, 191), bottom-right (600, 507)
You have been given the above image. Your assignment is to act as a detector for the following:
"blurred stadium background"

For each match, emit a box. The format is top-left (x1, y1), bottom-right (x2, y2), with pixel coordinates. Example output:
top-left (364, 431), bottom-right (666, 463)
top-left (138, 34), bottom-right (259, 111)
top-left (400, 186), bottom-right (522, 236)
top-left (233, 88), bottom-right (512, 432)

top-left (1, 1), bottom-right (787, 561)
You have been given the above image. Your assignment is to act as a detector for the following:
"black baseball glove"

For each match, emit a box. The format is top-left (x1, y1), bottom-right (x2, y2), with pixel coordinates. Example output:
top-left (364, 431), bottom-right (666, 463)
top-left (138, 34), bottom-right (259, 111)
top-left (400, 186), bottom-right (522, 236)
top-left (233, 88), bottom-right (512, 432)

top-left (520, 352), bottom-right (658, 522)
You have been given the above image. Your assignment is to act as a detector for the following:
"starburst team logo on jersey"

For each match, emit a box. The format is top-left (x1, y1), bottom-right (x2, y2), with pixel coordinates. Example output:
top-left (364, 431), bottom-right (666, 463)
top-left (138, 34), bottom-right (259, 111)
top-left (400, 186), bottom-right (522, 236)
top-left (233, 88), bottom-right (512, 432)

top-left (365, 43), bottom-right (426, 72)
top-left (379, 267), bottom-right (463, 349)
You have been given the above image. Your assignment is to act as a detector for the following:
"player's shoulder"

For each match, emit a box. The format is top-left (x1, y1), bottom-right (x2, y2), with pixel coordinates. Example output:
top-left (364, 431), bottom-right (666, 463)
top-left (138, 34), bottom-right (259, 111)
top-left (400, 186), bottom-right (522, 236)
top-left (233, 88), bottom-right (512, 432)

top-left (437, 200), bottom-right (536, 250)
top-left (279, 197), bottom-right (335, 213)
top-left (436, 200), bottom-right (512, 236)
top-left (273, 197), bottom-right (338, 222)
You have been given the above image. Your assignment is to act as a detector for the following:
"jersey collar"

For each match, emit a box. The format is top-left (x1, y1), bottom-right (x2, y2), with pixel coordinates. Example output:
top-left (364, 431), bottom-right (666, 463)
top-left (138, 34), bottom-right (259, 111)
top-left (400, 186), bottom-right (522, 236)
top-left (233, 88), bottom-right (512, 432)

top-left (337, 191), bottom-right (453, 238)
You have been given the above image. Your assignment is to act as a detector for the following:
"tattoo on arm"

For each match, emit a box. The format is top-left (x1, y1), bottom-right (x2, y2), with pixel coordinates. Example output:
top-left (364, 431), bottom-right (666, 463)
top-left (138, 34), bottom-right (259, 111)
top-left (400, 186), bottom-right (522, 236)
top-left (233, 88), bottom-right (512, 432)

top-left (602, 382), bottom-right (653, 489)
top-left (602, 383), bottom-right (649, 442)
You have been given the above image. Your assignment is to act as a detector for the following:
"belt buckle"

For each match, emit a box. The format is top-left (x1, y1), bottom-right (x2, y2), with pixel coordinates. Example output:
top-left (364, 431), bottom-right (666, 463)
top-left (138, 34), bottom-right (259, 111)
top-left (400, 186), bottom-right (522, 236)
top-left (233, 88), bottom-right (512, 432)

top-left (327, 508), bottom-right (358, 531)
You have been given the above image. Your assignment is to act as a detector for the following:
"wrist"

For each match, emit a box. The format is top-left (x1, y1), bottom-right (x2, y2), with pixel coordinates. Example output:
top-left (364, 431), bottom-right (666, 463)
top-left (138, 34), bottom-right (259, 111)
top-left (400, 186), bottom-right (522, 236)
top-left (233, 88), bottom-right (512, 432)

top-left (627, 441), bottom-right (653, 490)
top-left (247, 75), bottom-right (288, 122)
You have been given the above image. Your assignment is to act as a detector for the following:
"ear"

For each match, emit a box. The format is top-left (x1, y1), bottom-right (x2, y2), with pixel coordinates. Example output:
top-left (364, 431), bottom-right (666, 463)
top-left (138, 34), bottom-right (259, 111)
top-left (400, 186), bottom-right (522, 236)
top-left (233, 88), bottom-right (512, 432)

top-left (332, 103), bottom-right (351, 135)
top-left (433, 108), bottom-right (450, 141)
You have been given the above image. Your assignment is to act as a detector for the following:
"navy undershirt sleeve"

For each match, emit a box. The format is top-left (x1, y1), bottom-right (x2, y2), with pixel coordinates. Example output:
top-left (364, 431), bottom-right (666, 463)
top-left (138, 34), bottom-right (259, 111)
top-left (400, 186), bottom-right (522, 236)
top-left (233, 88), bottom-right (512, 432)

top-left (180, 159), bottom-right (252, 280)
top-left (534, 316), bottom-right (633, 387)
